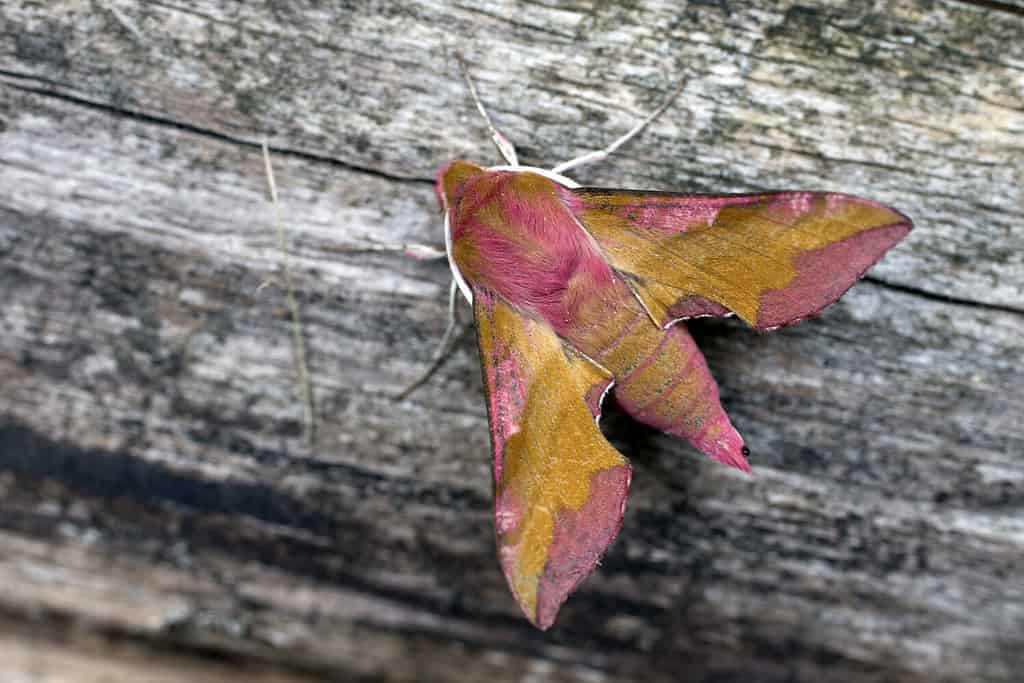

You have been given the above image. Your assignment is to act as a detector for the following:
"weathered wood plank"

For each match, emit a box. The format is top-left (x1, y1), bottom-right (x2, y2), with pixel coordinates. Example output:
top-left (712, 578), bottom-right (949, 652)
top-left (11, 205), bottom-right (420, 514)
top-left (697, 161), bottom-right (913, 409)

top-left (0, 1), bottom-right (1022, 681)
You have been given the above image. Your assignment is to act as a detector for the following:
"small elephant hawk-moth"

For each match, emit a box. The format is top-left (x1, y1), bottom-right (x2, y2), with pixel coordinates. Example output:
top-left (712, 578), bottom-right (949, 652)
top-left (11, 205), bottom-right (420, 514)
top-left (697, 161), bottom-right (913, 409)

top-left (422, 60), bottom-right (911, 630)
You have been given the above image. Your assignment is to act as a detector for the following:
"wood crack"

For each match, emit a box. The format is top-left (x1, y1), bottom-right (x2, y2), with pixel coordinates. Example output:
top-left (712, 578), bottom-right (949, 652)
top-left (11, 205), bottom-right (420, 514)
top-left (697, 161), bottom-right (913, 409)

top-left (0, 72), bottom-right (433, 187)
top-left (953, 0), bottom-right (1024, 18)
top-left (864, 276), bottom-right (1024, 317)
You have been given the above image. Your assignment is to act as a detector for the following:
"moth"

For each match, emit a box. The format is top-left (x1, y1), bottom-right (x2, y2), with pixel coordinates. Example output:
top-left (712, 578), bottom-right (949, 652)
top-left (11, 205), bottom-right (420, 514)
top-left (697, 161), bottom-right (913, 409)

top-left (427, 61), bottom-right (911, 630)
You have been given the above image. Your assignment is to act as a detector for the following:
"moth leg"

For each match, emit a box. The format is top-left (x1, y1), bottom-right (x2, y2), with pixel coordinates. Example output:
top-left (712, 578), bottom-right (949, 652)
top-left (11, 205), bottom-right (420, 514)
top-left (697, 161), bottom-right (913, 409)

top-left (329, 242), bottom-right (446, 260)
top-left (395, 279), bottom-right (464, 399)
top-left (550, 81), bottom-right (686, 175)
top-left (455, 53), bottom-right (519, 167)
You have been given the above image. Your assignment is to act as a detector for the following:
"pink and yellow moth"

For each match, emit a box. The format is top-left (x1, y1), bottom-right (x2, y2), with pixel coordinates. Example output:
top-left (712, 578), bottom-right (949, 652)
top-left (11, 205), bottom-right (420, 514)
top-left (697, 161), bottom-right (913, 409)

top-left (425, 61), bottom-right (911, 630)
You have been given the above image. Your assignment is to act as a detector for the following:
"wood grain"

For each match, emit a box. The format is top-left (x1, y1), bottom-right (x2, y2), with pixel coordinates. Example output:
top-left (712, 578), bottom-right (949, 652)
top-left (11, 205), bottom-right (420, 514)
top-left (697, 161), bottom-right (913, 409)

top-left (1, 1), bottom-right (1022, 681)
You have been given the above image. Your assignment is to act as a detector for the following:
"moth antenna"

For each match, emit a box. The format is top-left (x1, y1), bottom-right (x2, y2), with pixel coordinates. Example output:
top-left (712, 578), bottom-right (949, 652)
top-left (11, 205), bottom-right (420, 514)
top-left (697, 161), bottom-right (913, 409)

top-left (394, 279), bottom-right (463, 400)
top-left (551, 79), bottom-right (687, 175)
top-left (261, 139), bottom-right (317, 447)
top-left (454, 52), bottom-right (519, 166)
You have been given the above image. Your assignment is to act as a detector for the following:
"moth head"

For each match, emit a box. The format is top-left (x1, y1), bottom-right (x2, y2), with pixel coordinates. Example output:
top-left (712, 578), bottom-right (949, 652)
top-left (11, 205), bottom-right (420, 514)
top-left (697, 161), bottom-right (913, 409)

top-left (435, 160), bottom-right (486, 213)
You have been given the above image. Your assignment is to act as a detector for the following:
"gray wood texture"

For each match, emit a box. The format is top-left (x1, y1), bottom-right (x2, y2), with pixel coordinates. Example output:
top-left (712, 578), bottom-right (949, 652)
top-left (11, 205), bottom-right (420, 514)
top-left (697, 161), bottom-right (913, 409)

top-left (1, 1), bottom-right (1022, 681)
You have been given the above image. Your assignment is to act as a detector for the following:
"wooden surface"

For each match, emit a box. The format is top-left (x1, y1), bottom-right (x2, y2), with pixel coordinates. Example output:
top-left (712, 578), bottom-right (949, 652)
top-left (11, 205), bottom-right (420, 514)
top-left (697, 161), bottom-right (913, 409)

top-left (1, 1), bottom-right (1023, 681)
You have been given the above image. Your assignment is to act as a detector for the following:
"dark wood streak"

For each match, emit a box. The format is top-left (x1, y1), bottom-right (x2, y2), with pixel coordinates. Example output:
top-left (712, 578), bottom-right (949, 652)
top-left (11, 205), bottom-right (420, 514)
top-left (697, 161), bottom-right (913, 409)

top-left (0, 0), bottom-right (1022, 681)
